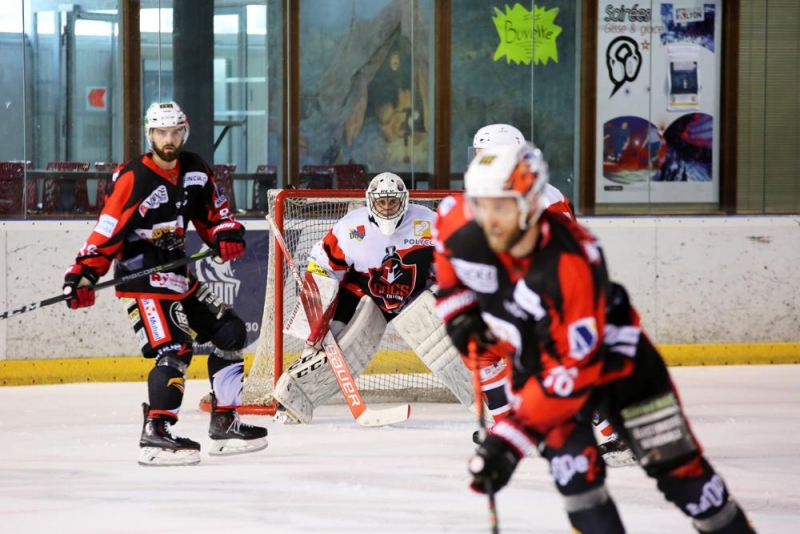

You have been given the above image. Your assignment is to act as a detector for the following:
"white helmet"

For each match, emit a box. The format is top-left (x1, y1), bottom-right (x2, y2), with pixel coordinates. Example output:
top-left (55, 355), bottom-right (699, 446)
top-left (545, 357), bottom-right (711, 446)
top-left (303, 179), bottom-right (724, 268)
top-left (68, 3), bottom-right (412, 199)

top-left (464, 142), bottom-right (549, 230)
top-left (365, 172), bottom-right (409, 235)
top-left (144, 101), bottom-right (190, 149)
top-left (468, 123), bottom-right (525, 162)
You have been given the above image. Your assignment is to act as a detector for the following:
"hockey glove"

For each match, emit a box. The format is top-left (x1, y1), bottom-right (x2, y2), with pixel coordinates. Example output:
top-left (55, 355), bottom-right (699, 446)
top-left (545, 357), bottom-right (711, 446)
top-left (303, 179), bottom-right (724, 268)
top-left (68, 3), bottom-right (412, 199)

top-left (212, 221), bottom-right (246, 263)
top-left (468, 434), bottom-right (522, 495)
top-left (445, 307), bottom-right (496, 356)
top-left (63, 264), bottom-right (100, 309)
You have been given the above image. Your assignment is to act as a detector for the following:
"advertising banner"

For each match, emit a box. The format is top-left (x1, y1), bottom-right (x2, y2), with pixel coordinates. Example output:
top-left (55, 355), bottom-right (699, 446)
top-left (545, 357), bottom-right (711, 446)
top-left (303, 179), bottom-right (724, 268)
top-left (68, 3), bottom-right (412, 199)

top-left (187, 230), bottom-right (269, 354)
top-left (596, 2), bottom-right (722, 203)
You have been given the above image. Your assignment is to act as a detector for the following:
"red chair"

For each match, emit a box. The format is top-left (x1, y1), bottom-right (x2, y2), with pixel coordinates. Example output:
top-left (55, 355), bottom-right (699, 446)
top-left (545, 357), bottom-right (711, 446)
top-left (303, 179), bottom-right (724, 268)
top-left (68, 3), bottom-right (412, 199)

top-left (334, 164), bottom-right (369, 189)
top-left (93, 162), bottom-right (119, 212)
top-left (0, 161), bottom-right (36, 216)
top-left (300, 165), bottom-right (335, 189)
top-left (254, 164), bottom-right (278, 213)
top-left (42, 161), bottom-right (91, 214)
top-left (213, 164), bottom-right (237, 211)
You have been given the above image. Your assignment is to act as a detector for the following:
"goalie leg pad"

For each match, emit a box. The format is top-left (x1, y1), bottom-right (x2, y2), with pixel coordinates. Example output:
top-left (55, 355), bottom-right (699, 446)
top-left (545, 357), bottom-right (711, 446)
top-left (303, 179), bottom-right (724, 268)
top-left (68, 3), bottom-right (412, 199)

top-left (274, 296), bottom-right (386, 423)
top-left (394, 290), bottom-right (477, 411)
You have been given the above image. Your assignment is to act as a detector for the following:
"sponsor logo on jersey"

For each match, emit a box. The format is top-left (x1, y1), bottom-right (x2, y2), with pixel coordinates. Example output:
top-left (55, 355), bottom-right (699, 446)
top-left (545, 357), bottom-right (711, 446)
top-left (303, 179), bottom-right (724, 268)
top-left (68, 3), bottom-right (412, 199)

top-left (183, 171), bottom-right (208, 188)
top-left (403, 237), bottom-right (433, 246)
top-left (436, 195), bottom-right (457, 216)
top-left (567, 317), bottom-right (598, 360)
top-left (214, 184), bottom-right (227, 208)
top-left (479, 155), bottom-right (497, 164)
top-left (149, 272), bottom-right (190, 294)
top-left (550, 450), bottom-right (596, 487)
top-left (142, 298), bottom-right (166, 342)
top-left (306, 261), bottom-right (328, 277)
top-left (94, 214), bottom-right (118, 238)
top-left (139, 185), bottom-right (169, 217)
top-left (349, 225), bottom-right (366, 241)
top-left (685, 474), bottom-right (726, 516)
top-left (128, 307), bottom-right (141, 324)
top-left (367, 247), bottom-right (417, 311)
top-left (135, 328), bottom-right (148, 348)
top-left (413, 220), bottom-right (432, 238)
top-left (451, 258), bottom-right (498, 293)
top-left (514, 281), bottom-right (547, 320)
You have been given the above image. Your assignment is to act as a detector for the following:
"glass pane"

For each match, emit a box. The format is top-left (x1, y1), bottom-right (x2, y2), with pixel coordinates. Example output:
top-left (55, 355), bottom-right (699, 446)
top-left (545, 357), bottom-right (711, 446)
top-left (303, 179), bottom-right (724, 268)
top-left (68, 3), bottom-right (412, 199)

top-left (299, 0), bottom-right (435, 189)
top-left (450, 0), bottom-right (580, 203)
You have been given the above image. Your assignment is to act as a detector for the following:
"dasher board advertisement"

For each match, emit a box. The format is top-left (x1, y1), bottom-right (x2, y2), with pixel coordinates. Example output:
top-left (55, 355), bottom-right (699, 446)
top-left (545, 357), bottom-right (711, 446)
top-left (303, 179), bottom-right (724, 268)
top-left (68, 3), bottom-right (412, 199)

top-left (596, 2), bottom-right (722, 204)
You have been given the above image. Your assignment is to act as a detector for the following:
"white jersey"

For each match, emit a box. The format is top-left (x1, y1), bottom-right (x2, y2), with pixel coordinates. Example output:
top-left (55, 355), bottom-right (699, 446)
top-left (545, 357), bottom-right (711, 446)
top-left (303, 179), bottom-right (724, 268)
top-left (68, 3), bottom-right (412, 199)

top-left (307, 203), bottom-right (436, 314)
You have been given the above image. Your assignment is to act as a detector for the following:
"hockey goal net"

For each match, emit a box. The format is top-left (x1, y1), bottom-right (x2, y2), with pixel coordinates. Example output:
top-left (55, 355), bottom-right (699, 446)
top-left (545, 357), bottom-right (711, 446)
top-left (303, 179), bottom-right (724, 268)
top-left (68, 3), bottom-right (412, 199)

top-left (240, 188), bottom-right (457, 414)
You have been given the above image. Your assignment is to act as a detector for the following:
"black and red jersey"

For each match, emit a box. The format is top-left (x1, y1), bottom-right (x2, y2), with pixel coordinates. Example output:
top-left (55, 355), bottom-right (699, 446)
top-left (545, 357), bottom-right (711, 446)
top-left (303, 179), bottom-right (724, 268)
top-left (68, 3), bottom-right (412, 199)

top-left (436, 209), bottom-right (630, 434)
top-left (73, 152), bottom-right (236, 299)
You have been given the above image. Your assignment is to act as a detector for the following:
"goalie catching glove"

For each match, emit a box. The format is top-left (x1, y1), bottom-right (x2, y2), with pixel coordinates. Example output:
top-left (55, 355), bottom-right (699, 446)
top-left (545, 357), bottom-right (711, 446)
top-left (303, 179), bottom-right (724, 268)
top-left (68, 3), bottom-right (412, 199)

top-left (63, 264), bottom-right (100, 309)
top-left (212, 221), bottom-right (246, 262)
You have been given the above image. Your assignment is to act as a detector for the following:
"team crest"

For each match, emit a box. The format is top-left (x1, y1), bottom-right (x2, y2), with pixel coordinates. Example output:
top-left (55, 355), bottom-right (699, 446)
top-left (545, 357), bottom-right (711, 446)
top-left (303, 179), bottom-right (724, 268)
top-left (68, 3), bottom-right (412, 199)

top-left (349, 225), bottom-right (366, 241)
top-left (367, 246), bottom-right (417, 311)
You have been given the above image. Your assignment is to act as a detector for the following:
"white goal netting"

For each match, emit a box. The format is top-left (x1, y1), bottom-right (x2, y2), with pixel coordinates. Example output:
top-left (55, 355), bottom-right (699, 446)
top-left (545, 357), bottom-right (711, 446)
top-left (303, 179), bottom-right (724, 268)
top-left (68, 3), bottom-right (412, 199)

top-left (241, 189), bottom-right (457, 412)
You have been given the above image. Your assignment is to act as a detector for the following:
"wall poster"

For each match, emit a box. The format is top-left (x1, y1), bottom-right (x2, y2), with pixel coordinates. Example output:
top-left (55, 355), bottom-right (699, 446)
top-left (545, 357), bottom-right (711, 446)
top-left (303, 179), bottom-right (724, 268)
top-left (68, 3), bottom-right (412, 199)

top-left (596, 2), bottom-right (722, 203)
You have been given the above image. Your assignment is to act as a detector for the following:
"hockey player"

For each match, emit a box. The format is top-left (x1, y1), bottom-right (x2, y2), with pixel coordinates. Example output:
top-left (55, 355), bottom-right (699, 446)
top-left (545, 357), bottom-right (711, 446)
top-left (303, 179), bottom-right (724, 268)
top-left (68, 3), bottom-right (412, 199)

top-left (438, 143), bottom-right (754, 533)
top-left (62, 101), bottom-right (267, 466)
top-left (274, 172), bottom-right (477, 424)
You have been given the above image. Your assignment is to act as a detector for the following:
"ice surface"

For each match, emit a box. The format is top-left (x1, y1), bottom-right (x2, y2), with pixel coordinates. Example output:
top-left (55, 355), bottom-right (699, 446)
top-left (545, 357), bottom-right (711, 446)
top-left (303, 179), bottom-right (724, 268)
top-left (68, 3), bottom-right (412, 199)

top-left (0, 365), bottom-right (797, 533)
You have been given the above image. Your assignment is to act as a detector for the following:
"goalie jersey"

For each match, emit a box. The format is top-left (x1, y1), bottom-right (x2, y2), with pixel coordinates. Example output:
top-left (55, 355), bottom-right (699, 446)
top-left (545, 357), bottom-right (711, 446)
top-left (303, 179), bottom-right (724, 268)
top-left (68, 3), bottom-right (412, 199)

top-left (306, 203), bottom-right (436, 315)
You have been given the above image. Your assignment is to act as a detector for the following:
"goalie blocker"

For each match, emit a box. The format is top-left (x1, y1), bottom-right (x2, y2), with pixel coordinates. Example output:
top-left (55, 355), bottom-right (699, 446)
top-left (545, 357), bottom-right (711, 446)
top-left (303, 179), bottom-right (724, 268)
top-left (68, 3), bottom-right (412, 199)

top-left (275, 288), bottom-right (480, 423)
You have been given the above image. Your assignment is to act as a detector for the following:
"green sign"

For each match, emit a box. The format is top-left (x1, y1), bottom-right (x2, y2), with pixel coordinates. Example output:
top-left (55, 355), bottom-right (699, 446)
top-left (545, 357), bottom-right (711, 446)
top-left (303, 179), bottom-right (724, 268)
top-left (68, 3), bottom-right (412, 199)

top-left (493, 3), bottom-right (562, 66)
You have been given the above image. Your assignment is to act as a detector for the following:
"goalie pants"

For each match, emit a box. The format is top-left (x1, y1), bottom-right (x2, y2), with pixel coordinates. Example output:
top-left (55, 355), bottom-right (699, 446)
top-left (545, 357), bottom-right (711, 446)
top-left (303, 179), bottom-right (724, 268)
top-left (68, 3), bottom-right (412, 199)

top-left (124, 281), bottom-right (247, 420)
top-left (540, 335), bottom-right (751, 533)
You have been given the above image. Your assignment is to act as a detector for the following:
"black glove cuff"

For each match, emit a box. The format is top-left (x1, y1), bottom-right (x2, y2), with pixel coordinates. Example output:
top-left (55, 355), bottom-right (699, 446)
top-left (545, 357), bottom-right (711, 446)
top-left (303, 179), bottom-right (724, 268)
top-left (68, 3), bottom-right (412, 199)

top-left (445, 308), bottom-right (494, 355)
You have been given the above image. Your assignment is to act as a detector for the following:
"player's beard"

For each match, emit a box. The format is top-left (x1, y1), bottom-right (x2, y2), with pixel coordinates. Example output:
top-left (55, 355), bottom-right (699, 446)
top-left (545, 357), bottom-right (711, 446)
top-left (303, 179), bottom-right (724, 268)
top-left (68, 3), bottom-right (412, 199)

top-left (484, 226), bottom-right (523, 253)
top-left (152, 141), bottom-right (183, 162)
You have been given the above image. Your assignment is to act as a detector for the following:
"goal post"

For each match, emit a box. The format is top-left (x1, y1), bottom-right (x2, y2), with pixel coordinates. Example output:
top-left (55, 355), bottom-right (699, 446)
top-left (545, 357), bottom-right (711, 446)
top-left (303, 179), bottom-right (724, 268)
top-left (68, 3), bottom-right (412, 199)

top-left (234, 188), bottom-right (459, 415)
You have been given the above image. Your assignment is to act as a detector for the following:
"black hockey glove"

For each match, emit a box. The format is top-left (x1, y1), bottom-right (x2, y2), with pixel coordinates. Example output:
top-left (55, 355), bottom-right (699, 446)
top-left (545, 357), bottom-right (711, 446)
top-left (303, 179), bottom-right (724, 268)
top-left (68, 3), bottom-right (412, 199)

top-left (445, 307), bottom-right (496, 356)
top-left (468, 434), bottom-right (522, 495)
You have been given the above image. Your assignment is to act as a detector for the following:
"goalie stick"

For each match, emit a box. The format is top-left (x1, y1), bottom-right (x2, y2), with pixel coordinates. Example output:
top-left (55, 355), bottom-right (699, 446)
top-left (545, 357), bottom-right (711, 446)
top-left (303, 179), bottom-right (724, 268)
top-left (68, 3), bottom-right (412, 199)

top-left (0, 248), bottom-right (218, 320)
top-left (266, 214), bottom-right (410, 427)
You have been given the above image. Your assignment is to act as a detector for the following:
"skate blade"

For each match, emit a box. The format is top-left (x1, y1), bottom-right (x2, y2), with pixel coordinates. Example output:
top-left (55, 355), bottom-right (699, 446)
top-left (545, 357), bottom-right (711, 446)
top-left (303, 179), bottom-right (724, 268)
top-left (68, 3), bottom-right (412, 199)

top-left (602, 450), bottom-right (638, 468)
top-left (208, 437), bottom-right (268, 457)
top-left (138, 447), bottom-right (201, 467)
top-left (273, 410), bottom-right (299, 425)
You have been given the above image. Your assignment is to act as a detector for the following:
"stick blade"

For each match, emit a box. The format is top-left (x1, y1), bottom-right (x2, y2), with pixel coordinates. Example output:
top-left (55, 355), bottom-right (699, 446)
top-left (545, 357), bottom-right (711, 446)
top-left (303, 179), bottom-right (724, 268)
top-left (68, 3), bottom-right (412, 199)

top-left (356, 404), bottom-right (411, 427)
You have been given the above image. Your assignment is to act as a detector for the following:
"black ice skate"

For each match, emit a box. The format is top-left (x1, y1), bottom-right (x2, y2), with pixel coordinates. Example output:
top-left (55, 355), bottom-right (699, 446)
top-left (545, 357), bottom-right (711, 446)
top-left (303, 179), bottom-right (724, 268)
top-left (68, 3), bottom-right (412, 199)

top-left (138, 403), bottom-right (201, 467)
top-left (208, 394), bottom-right (268, 457)
top-left (597, 432), bottom-right (638, 468)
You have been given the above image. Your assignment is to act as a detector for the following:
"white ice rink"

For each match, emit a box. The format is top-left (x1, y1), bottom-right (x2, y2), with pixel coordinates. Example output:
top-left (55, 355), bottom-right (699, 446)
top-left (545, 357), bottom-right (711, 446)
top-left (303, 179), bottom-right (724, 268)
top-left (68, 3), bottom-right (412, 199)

top-left (0, 365), bottom-right (798, 533)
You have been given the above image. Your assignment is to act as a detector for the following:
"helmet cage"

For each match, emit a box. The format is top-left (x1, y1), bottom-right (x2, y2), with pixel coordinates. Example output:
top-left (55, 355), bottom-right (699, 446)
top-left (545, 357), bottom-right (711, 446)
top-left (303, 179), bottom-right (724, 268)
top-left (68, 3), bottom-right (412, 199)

top-left (365, 172), bottom-right (410, 235)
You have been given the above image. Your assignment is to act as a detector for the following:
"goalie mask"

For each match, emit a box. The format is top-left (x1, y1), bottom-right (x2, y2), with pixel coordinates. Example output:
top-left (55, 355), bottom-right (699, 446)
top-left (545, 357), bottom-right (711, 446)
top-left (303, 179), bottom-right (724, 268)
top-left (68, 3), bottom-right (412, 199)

top-left (468, 123), bottom-right (525, 163)
top-left (464, 142), bottom-right (549, 231)
top-left (366, 172), bottom-right (409, 236)
top-left (144, 101), bottom-right (190, 149)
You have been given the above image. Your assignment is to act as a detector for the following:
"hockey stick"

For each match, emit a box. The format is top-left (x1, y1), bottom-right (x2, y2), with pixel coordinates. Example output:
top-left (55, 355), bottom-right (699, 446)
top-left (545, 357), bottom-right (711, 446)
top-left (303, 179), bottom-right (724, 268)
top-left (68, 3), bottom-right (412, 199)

top-left (266, 214), bottom-right (410, 427)
top-left (0, 248), bottom-right (218, 320)
top-left (469, 339), bottom-right (499, 534)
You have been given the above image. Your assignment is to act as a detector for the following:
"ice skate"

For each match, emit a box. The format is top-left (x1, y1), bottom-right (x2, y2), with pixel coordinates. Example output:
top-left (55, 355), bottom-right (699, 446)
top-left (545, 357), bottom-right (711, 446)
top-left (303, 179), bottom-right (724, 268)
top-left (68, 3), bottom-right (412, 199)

top-left (597, 432), bottom-right (637, 468)
top-left (208, 394), bottom-right (268, 456)
top-left (138, 403), bottom-right (201, 467)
